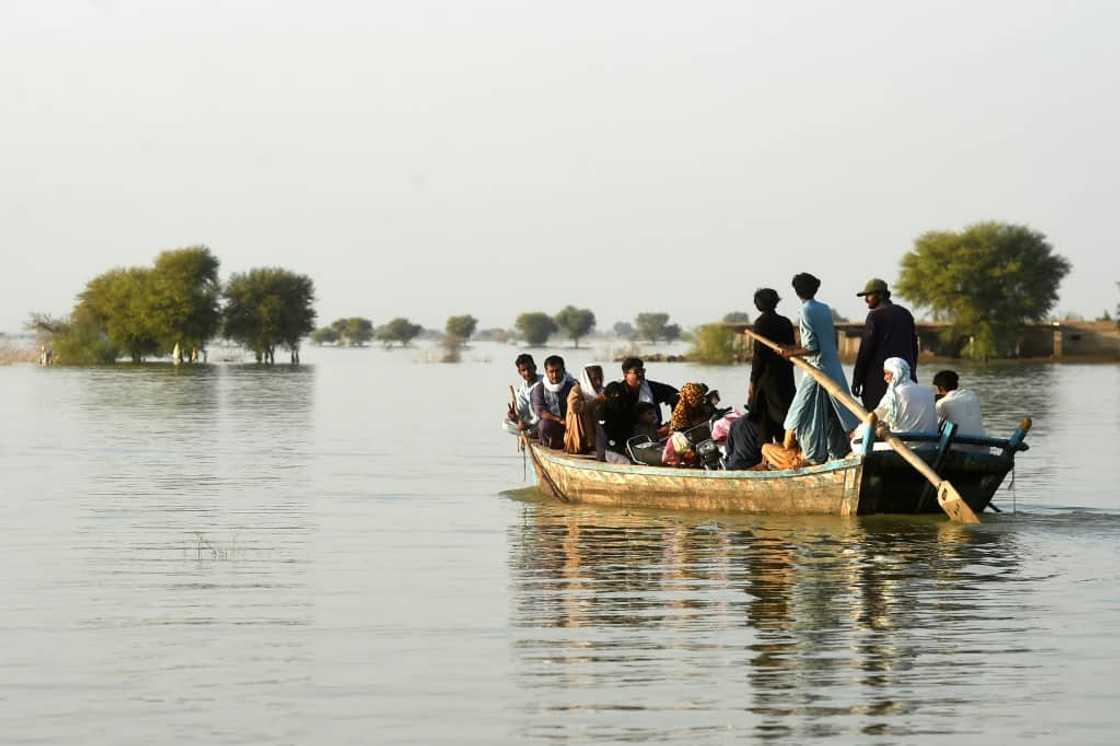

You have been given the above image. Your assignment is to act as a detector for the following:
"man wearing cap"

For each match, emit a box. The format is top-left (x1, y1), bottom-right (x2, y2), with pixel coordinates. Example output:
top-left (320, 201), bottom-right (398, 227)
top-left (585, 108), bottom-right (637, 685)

top-left (851, 278), bottom-right (919, 411)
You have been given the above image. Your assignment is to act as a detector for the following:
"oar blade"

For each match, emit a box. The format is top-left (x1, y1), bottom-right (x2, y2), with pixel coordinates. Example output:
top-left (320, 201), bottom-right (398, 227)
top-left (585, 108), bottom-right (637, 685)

top-left (937, 482), bottom-right (981, 524)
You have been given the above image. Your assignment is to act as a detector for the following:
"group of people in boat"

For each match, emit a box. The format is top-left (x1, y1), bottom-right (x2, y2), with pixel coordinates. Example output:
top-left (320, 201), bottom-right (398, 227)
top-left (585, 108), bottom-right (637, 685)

top-left (503, 273), bottom-right (988, 470)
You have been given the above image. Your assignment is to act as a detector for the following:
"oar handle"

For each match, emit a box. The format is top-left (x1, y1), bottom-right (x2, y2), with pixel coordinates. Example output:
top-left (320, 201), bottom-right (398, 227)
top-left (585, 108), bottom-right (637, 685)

top-left (743, 328), bottom-right (872, 427)
top-left (743, 327), bottom-right (979, 523)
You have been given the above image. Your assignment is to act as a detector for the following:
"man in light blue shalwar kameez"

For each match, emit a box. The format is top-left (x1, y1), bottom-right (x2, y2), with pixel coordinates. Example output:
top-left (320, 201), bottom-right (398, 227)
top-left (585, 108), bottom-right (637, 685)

top-left (781, 273), bottom-right (861, 464)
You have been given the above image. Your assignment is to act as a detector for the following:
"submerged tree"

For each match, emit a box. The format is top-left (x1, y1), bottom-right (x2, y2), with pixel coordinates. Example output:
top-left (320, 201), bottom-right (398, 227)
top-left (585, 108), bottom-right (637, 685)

top-left (341, 317), bottom-right (374, 346)
top-left (689, 323), bottom-right (739, 364)
top-left (222, 268), bottom-right (317, 364)
top-left (896, 222), bottom-right (1071, 359)
top-left (148, 246), bottom-right (222, 361)
top-left (77, 267), bottom-right (161, 362)
top-left (25, 310), bottom-right (119, 365)
top-left (634, 312), bottom-right (671, 342)
top-left (377, 317), bottom-right (422, 348)
top-left (553, 306), bottom-right (596, 348)
top-left (612, 321), bottom-right (635, 339)
top-left (310, 326), bottom-right (340, 345)
top-left (514, 312), bottom-right (557, 347)
top-left (445, 314), bottom-right (478, 341)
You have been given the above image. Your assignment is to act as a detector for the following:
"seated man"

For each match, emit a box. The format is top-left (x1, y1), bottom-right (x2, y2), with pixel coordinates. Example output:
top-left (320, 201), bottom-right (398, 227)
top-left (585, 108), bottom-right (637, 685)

top-left (531, 355), bottom-right (577, 449)
top-left (933, 369), bottom-right (988, 452)
top-left (502, 353), bottom-right (543, 436)
top-left (851, 357), bottom-right (937, 452)
top-left (619, 357), bottom-right (679, 430)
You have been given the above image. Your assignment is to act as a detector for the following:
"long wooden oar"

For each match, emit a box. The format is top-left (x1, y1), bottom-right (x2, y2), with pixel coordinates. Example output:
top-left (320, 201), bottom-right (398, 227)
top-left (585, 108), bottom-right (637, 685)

top-left (743, 328), bottom-right (980, 524)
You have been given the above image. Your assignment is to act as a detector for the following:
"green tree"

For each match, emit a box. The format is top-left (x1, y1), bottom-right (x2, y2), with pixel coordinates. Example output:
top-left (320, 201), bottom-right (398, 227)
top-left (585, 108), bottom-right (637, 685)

top-left (663, 323), bottom-right (682, 343)
top-left (896, 222), bottom-right (1071, 360)
top-left (514, 312), bottom-right (558, 346)
top-left (377, 317), bottom-right (422, 347)
top-left (342, 317), bottom-right (374, 346)
top-left (689, 323), bottom-right (739, 364)
top-left (445, 314), bottom-right (478, 341)
top-left (222, 268), bottom-right (317, 364)
top-left (26, 309), bottom-right (119, 365)
top-left (722, 311), bottom-right (751, 325)
top-left (634, 312), bottom-right (671, 342)
top-left (77, 267), bottom-right (161, 362)
top-left (148, 246), bottom-right (222, 361)
top-left (553, 306), bottom-right (596, 348)
top-left (310, 326), bottom-right (340, 345)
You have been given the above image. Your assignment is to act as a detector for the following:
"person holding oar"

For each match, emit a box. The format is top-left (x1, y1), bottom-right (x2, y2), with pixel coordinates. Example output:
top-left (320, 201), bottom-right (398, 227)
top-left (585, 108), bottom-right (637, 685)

top-left (743, 293), bottom-right (981, 524)
top-left (760, 273), bottom-right (861, 470)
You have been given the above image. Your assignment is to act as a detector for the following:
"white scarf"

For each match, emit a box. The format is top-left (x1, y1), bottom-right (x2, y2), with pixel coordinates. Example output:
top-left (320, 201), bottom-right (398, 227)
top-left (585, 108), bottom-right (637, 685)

top-left (881, 357), bottom-right (911, 426)
top-left (542, 373), bottom-right (576, 416)
top-left (638, 381), bottom-right (654, 404)
top-left (579, 366), bottom-right (604, 403)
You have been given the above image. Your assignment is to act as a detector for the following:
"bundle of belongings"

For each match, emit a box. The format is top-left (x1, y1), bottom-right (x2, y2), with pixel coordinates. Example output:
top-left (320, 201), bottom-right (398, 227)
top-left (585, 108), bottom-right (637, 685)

top-left (628, 383), bottom-right (735, 470)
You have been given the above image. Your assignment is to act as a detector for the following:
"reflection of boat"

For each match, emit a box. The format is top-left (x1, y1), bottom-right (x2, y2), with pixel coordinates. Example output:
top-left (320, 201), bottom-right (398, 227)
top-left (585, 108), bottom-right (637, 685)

top-left (525, 424), bottom-right (1030, 516)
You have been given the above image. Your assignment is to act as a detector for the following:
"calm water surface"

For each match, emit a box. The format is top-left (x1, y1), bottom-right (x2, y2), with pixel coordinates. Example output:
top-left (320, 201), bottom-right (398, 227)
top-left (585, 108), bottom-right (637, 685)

top-left (1, 344), bottom-right (1118, 744)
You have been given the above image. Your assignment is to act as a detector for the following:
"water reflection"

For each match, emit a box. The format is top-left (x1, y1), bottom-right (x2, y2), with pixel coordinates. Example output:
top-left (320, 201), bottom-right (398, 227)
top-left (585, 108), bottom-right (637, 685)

top-left (508, 501), bottom-right (1039, 742)
top-left (72, 365), bottom-right (317, 629)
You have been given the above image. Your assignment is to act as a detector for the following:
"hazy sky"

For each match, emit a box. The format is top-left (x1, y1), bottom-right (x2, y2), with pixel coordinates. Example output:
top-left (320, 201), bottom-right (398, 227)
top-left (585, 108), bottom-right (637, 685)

top-left (2, 0), bottom-right (1118, 333)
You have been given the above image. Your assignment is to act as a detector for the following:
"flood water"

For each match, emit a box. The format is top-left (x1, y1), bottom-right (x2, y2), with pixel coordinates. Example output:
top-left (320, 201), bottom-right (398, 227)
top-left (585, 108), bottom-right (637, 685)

top-left (2, 344), bottom-right (1118, 744)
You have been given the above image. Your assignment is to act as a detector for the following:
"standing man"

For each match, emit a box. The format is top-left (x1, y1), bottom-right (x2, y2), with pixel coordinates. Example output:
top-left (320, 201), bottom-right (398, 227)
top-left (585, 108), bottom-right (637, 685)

top-left (619, 357), bottom-right (679, 432)
top-left (503, 353), bottom-right (543, 436)
top-left (851, 278), bottom-right (919, 412)
top-left (767, 273), bottom-right (860, 467)
top-left (747, 288), bottom-right (796, 444)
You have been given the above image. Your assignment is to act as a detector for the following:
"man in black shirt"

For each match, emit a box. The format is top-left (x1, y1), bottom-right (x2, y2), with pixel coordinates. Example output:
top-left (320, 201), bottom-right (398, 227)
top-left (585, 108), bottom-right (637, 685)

top-left (619, 357), bottom-right (679, 432)
top-left (851, 278), bottom-right (919, 411)
top-left (746, 288), bottom-right (796, 444)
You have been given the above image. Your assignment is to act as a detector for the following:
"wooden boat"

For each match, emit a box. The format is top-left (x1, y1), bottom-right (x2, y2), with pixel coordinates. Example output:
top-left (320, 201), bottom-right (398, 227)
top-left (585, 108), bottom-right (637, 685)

top-left (525, 422), bottom-right (1031, 517)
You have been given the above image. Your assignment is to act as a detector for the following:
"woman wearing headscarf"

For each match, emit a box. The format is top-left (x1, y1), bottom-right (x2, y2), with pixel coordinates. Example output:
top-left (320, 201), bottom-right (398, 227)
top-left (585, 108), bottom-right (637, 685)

top-left (564, 365), bottom-right (605, 454)
top-left (851, 357), bottom-right (937, 451)
top-left (670, 383), bottom-right (710, 432)
top-left (662, 382), bottom-right (712, 466)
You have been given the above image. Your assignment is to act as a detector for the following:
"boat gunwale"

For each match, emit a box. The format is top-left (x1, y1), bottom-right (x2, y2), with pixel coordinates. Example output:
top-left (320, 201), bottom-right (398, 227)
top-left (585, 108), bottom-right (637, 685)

top-left (530, 443), bottom-right (863, 481)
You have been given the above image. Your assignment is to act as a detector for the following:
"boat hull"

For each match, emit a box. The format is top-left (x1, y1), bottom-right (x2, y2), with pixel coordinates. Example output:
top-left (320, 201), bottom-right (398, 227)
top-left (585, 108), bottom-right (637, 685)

top-left (527, 444), bottom-right (1010, 517)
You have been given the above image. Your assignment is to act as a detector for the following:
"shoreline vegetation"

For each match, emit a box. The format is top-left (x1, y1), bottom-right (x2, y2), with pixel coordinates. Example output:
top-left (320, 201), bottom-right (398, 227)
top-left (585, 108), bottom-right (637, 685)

top-left (25, 246), bottom-right (316, 367)
top-left (11, 222), bottom-right (1119, 367)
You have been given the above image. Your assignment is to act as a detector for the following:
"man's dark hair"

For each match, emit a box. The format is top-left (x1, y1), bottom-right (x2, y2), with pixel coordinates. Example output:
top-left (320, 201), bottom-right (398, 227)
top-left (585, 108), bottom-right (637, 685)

top-left (932, 370), bottom-right (959, 391)
top-left (603, 381), bottom-right (626, 399)
top-left (754, 288), bottom-right (780, 313)
top-left (543, 355), bottom-right (565, 369)
top-left (621, 356), bottom-right (644, 373)
top-left (515, 353), bottom-right (535, 368)
top-left (791, 273), bottom-right (821, 299)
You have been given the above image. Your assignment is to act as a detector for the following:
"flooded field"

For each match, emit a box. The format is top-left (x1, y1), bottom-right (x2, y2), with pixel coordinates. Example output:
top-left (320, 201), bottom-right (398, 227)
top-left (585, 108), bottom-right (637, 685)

top-left (1, 345), bottom-right (1117, 744)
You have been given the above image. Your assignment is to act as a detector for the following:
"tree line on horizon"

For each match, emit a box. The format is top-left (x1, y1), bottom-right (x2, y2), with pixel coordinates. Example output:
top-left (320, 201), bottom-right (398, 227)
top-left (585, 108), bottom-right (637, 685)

top-left (457, 222), bottom-right (1079, 361)
top-left (33, 222), bottom-right (1075, 366)
top-left (322, 221), bottom-right (1074, 362)
top-left (28, 246), bottom-right (316, 365)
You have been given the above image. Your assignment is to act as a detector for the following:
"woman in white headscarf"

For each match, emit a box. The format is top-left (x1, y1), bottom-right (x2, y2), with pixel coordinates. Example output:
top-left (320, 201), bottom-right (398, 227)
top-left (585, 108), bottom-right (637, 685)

top-left (564, 365), bottom-right (605, 454)
top-left (852, 357), bottom-right (937, 451)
